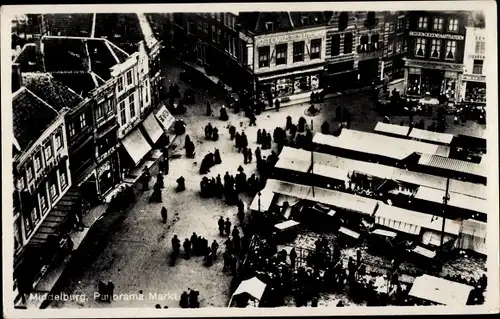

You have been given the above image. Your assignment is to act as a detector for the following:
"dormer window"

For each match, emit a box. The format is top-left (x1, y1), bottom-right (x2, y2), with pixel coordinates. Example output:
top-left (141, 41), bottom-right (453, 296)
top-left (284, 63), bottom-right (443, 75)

top-left (265, 22), bottom-right (274, 31)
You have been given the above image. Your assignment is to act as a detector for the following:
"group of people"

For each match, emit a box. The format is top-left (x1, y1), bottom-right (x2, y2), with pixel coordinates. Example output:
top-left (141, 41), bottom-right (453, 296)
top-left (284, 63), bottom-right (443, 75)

top-left (234, 131), bottom-right (249, 153)
top-left (216, 217), bottom-right (251, 276)
top-left (256, 129), bottom-right (273, 150)
top-left (179, 289), bottom-right (200, 308)
top-left (204, 123), bottom-right (219, 141)
top-left (149, 172), bottom-right (165, 203)
top-left (199, 149), bottom-right (222, 174)
top-left (96, 281), bottom-right (115, 303)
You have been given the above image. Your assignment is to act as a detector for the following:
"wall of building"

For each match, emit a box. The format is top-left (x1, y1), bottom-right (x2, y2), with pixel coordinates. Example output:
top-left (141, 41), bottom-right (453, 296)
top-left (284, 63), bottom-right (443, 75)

top-left (460, 26), bottom-right (486, 102)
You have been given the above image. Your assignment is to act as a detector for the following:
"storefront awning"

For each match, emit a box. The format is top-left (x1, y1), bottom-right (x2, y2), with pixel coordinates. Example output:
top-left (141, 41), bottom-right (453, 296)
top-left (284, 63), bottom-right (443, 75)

top-left (142, 112), bottom-right (164, 145)
top-left (409, 274), bottom-right (473, 305)
top-left (418, 154), bottom-right (486, 178)
top-left (122, 128), bottom-right (152, 166)
top-left (155, 105), bottom-right (175, 132)
top-left (257, 65), bottom-right (324, 82)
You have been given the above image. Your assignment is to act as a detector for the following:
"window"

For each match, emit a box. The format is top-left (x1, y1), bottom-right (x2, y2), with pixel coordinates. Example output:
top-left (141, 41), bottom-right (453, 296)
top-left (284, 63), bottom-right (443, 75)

top-left (203, 22), bottom-right (208, 34)
top-left (276, 44), bottom-right (287, 65)
top-left (187, 21), bottom-right (195, 34)
top-left (128, 94), bottom-right (136, 118)
top-left (96, 103), bottom-right (104, 119)
top-left (310, 39), bottom-right (321, 59)
top-left (31, 206), bottom-right (39, 224)
top-left (448, 18), bottom-right (459, 32)
top-left (445, 40), bottom-right (457, 59)
top-left (217, 28), bottom-right (221, 43)
top-left (68, 122), bottom-right (76, 137)
top-left (397, 17), bottom-right (404, 33)
top-left (475, 38), bottom-right (485, 54)
top-left (387, 40), bottom-right (393, 54)
top-left (119, 101), bottom-right (127, 126)
top-left (211, 25), bottom-right (216, 42)
top-left (265, 22), bottom-right (274, 31)
top-left (331, 34), bottom-right (340, 56)
top-left (126, 70), bottom-right (133, 86)
top-left (258, 46), bottom-right (270, 68)
top-left (24, 215), bottom-right (32, 236)
top-left (418, 16), bottom-right (428, 29)
top-left (49, 180), bottom-right (58, 200)
top-left (79, 113), bottom-right (86, 128)
top-left (117, 77), bottom-right (124, 92)
top-left (293, 41), bottom-right (305, 62)
top-left (39, 192), bottom-right (47, 212)
top-left (359, 35), bottom-right (369, 52)
top-left (370, 34), bottom-right (380, 50)
top-left (433, 17), bottom-right (444, 30)
top-left (344, 33), bottom-right (353, 54)
top-left (44, 143), bottom-right (53, 160)
top-left (473, 60), bottom-right (483, 75)
top-left (365, 11), bottom-right (376, 28)
top-left (388, 23), bottom-right (394, 33)
top-left (54, 131), bottom-right (62, 150)
top-left (338, 12), bottom-right (349, 31)
top-left (301, 17), bottom-right (309, 25)
top-left (105, 99), bottom-right (113, 113)
top-left (415, 38), bottom-right (426, 56)
top-left (14, 219), bottom-right (22, 251)
top-left (430, 39), bottom-right (441, 58)
top-left (395, 40), bottom-right (403, 53)
top-left (34, 153), bottom-right (42, 172)
top-left (59, 170), bottom-right (67, 189)
top-left (27, 165), bottom-right (33, 182)
top-left (145, 81), bottom-right (150, 104)
top-left (17, 174), bottom-right (25, 191)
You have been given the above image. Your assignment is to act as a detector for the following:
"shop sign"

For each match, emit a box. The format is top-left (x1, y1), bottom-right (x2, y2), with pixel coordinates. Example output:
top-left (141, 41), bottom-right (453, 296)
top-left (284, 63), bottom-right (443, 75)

top-left (256, 30), bottom-right (325, 46)
top-left (409, 31), bottom-right (464, 41)
top-left (409, 67), bottom-right (421, 75)
top-left (468, 54), bottom-right (485, 60)
top-left (97, 146), bottom-right (116, 164)
top-left (444, 71), bottom-right (458, 79)
top-left (155, 105), bottom-right (175, 131)
top-left (463, 74), bottom-right (486, 82)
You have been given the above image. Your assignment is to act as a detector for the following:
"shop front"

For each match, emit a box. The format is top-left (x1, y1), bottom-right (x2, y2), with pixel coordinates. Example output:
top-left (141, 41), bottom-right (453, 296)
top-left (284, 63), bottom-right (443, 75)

top-left (97, 157), bottom-right (117, 197)
top-left (358, 58), bottom-right (380, 86)
top-left (256, 66), bottom-right (323, 102)
top-left (461, 74), bottom-right (486, 103)
top-left (323, 60), bottom-right (357, 92)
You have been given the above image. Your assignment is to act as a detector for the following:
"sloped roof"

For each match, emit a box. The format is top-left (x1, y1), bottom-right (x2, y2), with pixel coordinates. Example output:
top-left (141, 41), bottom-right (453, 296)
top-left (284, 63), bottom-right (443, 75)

top-left (21, 73), bottom-right (83, 111)
top-left (94, 13), bottom-right (144, 54)
top-left (43, 13), bottom-right (94, 37)
top-left (43, 37), bottom-right (90, 72)
top-left (240, 12), bottom-right (294, 33)
top-left (418, 154), bottom-right (486, 178)
top-left (289, 12), bottom-right (328, 26)
top-left (13, 87), bottom-right (59, 151)
top-left (51, 73), bottom-right (101, 97)
top-left (13, 44), bottom-right (44, 72)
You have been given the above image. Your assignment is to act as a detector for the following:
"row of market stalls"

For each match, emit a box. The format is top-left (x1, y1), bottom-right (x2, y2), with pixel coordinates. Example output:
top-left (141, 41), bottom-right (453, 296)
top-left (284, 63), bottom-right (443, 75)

top-left (273, 146), bottom-right (487, 222)
top-left (312, 130), bottom-right (487, 184)
top-left (249, 178), bottom-right (486, 257)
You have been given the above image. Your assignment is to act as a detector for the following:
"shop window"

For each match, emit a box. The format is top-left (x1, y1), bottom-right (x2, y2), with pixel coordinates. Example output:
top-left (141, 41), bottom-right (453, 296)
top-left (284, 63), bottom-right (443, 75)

top-left (344, 33), bottom-right (353, 54)
top-left (55, 131), bottom-right (63, 150)
top-left (128, 94), bottom-right (136, 118)
top-left (293, 75), bottom-right (311, 94)
top-left (465, 83), bottom-right (486, 102)
top-left (415, 38), bottom-right (426, 57)
top-left (418, 16), bottom-right (428, 29)
top-left (433, 17), bottom-right (444, 30)
top-left (79, 113), bottom-right (87, 128)
top-left (338, 12), bottom-right (349, 31)
top-left (430, 39), bottom-right (441, 58)
top-left (445, 40), bottom-right (456, 60)
top-left (34, 153), bottom-right (42, 172)
top-left (117, 77), bottom-right (124, 93)
top-left (68, 122), bottom-right (76, 138)
top-left (44, 143), bottom-right (53, 161)
top-left (258, 46), bottom-right (270, 68)
top-left (475, 39), bottom-right (485, 54)
top-left (448, 18), bottom-right (459, 32)
top-left (275, 78), bottom-right (293, 97)
top-left (275, 44), bottom-right (287, 65)
top-left (293, 41), bottom-right (305, 62)
top-left (331, 34), bottom-right (340, 56)
top-left (370, 34), bottom-right (380, 50)
top-left (310, 39), bottom-right (321, 59)
top-left (473, 60), bottom-right (483, 75)
top-left (119, 100), bottom-right (127, 126)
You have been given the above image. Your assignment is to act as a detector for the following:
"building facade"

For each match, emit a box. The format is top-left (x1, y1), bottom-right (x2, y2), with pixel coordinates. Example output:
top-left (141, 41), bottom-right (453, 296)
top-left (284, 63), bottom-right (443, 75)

top-left (403, 11), bottom-right (468, 101)
top-left (380, 11), bottom-right (408, 80)
top-left (460, 25), bottom-right (486, 103)
top-left (12, 87), bottom-right (72, 299)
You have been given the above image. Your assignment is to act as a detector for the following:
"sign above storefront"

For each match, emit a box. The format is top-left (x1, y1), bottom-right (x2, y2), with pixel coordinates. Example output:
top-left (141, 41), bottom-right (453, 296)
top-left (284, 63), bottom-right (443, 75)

top-left (463, 74), bottom-right (486, 82)
top-left (405, 58), bottom-right (464, 72)
top-left (409, 31), bottom-right (465, 41)
top-left (469, 54), bottom-right (485, 60)
top-left (256, 30), bottom-right (325, 47)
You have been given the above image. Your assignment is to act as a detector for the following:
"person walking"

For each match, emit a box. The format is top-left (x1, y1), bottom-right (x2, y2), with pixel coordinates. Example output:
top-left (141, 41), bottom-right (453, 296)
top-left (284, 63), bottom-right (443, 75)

top-left (160, 207), bottom-right (168, 223)
top-left (224, 218), bottom-right (232, 237)
top-left (218, 216), bottom-right (225, 236)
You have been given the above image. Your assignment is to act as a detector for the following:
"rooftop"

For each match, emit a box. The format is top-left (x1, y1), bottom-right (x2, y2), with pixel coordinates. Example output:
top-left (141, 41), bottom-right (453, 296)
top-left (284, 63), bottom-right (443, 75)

top-left (21, 72), bottom-right (84, 112)
top-left (13, 87), bottom-right (60, 152)
top-left (239, 11), bottom-right (328, 34)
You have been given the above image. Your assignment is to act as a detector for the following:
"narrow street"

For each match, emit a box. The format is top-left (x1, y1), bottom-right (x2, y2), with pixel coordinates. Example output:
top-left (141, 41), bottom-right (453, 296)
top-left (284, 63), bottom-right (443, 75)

top-left (50, 63), bottom-right (486, 309)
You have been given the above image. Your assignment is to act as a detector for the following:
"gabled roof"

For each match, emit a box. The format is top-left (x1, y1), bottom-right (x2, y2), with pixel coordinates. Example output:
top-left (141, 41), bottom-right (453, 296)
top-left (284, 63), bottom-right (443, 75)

top-left (239, 12), bottom-right (294, 34)
top-left (21, 72), bottom-right (83, 111)
top-left (43, 13), bottom-right (94, 37)
top-left (289, 12), bottom-right (328, 27)
top-left (51, 73), bottom-right (102, 97)
top-left (12, 87), bottom-right (60, 152)
top-left (13, 44), bottom-right (44, 72)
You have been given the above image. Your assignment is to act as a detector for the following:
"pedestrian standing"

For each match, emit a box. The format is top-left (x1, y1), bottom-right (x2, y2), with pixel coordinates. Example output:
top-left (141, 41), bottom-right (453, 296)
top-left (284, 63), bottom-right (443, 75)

top-left (157, 173), bottom-right (164, 189)
top-left (224, 218), bottom-right (232, 236)
top-left (206, 101), bottom-right (212, 116)
top-left (160, 207), bottom-right (168, 223)
top-left (179, 291), bottom-right (189, 308)
top-left (243, 147), bottom-right (248, 164)
top-left (247, 148), bottom-right (252, 163)
top-left (183, 238), bottom-right (192, 259)
top-left (107, 281), bottom-right (114, 303)
top-left (231, 226), bottom-right (240, 238)
top-left (275, 99), bottom-right (280, 112)
top-left (255, 147), bottom-right (262, 162)
top-left (211, 240), bottom-right (219, 260)
top-left (290, 248), bottom-right (297, 269)
top-left (218, 216), bottom-right (225, 236)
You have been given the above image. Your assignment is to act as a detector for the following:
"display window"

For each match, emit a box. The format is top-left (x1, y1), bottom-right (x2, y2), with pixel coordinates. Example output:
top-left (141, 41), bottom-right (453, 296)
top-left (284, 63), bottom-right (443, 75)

top-left (465, 82), bottom-right (486, 103)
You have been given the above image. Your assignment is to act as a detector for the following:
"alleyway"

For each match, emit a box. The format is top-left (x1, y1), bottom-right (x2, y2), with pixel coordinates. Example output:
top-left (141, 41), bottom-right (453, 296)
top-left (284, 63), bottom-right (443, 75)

top-left (50, 63), bottom-right (486, 309)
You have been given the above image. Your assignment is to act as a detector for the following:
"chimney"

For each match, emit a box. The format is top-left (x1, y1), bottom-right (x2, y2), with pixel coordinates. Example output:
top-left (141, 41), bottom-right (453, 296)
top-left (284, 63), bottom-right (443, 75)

top-left (12, 63), bottom-right (22, 93)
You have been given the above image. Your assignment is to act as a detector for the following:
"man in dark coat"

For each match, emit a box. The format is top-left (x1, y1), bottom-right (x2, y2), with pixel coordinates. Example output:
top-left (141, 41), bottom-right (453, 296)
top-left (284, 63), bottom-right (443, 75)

top-left (229, 125), bottom-right (236, 140)
top-left (290, 248), bottom-right (297, 268)
top-left (183, 238), bottom-right (192, 259)
top-left (156, 173), bottom-right (164, 189)
top-left (247, 148), bottom-right (252, 163)
top-left (275, 99), bottom-right (280, 112)
top-left (211, 240), bottom-right (219, 260)
top-left (224, 218), bottom-right (232, 236)
top-left (218, 216), bottom-right (225, 236)
top-left (255, 147), bottom-right (262, 163)
top-left (241, 132), bottom-right (248, 150)
top-left (214, 149), bottom-right (222, 164)
top-left (172, 235), bottom-right (181, 256)
top-left (243, 148), bottom-right (248, 164)
top-left (179, 291), bottom-right (189, 308)
top-left (161, 207), bottom-right (168, 223)
top-left (206, 101), bottom-right (212, 116)
top-left (249, 112), bottom-right (257, 126)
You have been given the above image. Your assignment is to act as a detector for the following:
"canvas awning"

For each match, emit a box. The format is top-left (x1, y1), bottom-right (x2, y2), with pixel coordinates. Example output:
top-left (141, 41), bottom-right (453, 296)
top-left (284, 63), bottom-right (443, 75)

top-left (274, 220), bottom-right (300, 231)
top-left (409, 274), bottom-right (473, 305)
top-left (408, 128), bottom-right (454, 145)
top-left (232, 277), bottom-right (267, 301)
top-left (339, 226), bottom-right (360, 239)
top-left (121, 128), bottom-right (152, 166)
top-left (411, 246), bottom-right (437, 259)
top-left (374, 122), bottom-right (410, 138)
top-left (414, 186), bottom-right (487, 216)
top-left (418, 154), bottom-right (486, 178)
top-left (460, 219), bottom-right (487, 239)
top-left (371, 229), bottom-right (397, 238)
top-left (275, 157), bottom-right (310, 173)
top-left (142, 112), bottom-right (164, 145)
top-left (155, 104), bottom-right (175, 132)
top-left (249, 187), bottom-right (275, 212)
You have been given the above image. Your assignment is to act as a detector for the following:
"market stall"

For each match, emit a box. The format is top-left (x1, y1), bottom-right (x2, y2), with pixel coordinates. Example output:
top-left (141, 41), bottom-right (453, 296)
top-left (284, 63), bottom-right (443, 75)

top-left (228, 277), bottom-right (267, 308)
top-left (408, 274), bottom-right (474, 306)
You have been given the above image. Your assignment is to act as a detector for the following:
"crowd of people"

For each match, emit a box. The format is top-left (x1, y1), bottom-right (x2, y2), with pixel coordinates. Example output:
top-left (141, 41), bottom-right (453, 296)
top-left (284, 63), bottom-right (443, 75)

top-left (179, 289), bottom-right (200, 308)
top-left (465, 86), bottom-right (486, 103)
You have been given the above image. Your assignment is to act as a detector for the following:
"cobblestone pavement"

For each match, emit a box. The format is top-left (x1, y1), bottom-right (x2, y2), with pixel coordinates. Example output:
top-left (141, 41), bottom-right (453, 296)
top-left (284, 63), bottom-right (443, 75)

top-left (50, 62), bottom-right (485, 309)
